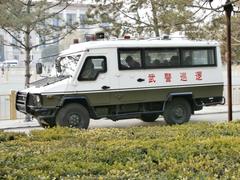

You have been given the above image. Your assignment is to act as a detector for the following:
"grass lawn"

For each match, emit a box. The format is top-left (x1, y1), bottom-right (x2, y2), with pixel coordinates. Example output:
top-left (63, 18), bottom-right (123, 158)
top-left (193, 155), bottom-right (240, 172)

top-left (0, 122), bottom-right (240, 179)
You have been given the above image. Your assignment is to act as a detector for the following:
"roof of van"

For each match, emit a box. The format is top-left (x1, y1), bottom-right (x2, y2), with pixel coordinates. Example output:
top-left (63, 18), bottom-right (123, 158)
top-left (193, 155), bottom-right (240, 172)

top-left (60, 39), bottom-right (219, 56)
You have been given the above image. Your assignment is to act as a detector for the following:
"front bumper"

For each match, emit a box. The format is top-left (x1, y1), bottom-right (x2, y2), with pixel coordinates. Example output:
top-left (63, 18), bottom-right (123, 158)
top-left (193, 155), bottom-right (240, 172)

top-left (16, 91), bottom-right (57, 119)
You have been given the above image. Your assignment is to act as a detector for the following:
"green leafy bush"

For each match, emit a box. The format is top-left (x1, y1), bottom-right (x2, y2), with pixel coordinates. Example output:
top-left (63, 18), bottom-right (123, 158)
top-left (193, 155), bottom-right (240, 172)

top-left (1, 122), bottom-right (240, 179)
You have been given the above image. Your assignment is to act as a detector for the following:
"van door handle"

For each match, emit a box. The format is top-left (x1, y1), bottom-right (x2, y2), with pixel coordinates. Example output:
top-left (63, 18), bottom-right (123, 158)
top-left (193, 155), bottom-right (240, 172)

top-left (102, 86), bottom-right (110, 90)
top-left (137, 78), bottom-right (145, 82)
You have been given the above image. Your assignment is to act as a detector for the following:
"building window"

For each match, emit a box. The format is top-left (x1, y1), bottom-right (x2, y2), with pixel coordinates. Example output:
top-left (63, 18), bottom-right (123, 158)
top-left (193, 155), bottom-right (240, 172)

top-left (66, 13), bottom-right (77, 25)
top-left (39, 35), bottom-right (46, 48)
top-left (79, 14), bottom-right (86, 25)
top-left (53, 17), bottom-right (60, 27)
top-left (13, 55), bottom-right (19, 61)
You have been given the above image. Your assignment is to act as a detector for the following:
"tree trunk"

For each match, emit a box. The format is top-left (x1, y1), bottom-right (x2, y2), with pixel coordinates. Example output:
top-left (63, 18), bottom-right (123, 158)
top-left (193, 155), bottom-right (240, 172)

top-left (24, 27), bottom-right (32, 121)
top-left (150, 0), bottom-right (160, 37)
top-left (25, 46), bottom-right (31, 88)
top-left (25, 0), bottom-right (32, 88)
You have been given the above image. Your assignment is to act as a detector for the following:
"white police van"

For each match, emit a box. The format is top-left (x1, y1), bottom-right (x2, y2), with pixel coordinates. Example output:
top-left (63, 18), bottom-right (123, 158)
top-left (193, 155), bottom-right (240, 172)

top-left (16, 38), bottom-right (225, 128)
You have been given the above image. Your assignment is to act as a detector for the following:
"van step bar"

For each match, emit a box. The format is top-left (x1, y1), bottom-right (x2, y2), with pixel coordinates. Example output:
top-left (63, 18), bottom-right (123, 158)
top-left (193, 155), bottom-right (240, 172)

top-left (107, 110), bottom-right (163, 121)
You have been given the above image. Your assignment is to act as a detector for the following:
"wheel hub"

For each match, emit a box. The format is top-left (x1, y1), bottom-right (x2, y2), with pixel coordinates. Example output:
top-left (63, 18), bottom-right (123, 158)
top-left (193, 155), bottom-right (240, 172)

top-left (174, 107), bottom-right (184, 118)
top-left (69, 114), bottom-right (81, 127)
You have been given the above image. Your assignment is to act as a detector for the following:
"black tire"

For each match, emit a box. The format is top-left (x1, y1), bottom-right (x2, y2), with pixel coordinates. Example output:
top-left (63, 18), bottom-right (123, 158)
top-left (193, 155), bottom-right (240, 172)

top-left (37, 118), bottom-right (56, 128)
top-left (163, 97), bottom-right (191, 125)
top-left (56, 103), bottom-right (90, 129)
top-left (141, 114), bottom-right (159, 122)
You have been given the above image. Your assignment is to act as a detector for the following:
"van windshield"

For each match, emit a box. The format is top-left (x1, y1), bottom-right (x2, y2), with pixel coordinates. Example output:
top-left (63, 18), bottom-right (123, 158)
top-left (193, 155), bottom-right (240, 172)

top-left (54, 54), bottom-right (81, 77)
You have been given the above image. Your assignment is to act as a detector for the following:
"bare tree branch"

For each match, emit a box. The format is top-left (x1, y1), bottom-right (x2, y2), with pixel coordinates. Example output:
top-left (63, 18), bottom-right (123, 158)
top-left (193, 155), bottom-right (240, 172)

top-left (232, 36), bottom-right (240, 43)
top-left (190, 0), bottom-right (240, 12)
top-left (2, 27), bottom-right (26, 48)
top-left (2, 42), bottom-right (24, 49)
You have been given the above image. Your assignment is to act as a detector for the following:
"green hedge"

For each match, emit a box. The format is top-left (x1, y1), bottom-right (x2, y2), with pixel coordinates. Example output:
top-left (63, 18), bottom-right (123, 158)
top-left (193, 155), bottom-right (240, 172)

top-left (1, 122), bottom-right (240, 179)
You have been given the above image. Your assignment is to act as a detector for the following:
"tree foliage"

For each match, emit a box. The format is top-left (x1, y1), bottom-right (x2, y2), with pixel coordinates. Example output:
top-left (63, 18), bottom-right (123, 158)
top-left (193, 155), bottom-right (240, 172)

top-left (87, 0), bottom-right (195, 38)
top-left (187, 1), bottom-right (240, 63)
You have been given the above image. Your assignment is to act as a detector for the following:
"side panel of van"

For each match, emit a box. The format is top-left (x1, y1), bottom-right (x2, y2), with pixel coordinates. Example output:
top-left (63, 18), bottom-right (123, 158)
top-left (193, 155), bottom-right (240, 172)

top-left (81, 84), bottom-right (223, 106)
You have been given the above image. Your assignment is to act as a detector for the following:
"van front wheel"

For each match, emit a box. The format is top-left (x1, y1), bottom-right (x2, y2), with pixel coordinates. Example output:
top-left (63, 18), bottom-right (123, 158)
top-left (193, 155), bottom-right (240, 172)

top-left (163, 98), bottom-right (191, 125)
top-left (56, 103), bottom-right (90, 129)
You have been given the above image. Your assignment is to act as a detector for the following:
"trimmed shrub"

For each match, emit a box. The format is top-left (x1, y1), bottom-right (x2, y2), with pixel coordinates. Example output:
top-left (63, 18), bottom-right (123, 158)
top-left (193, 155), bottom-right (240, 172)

top-left (0, 122), bottom-right (240, 179)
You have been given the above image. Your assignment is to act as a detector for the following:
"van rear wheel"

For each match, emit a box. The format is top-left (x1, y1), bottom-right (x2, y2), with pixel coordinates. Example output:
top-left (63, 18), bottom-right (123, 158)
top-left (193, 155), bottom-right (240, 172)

top-left (56, 103), bottom-right (90, 129)
top-left (163, 97), bottom-right (191, 125)
top-left (141, 114), bottom-right (159, 122)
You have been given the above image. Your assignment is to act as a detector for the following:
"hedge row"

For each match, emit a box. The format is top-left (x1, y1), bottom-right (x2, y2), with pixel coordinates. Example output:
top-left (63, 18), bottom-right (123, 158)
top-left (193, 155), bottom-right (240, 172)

top-left (1, 122), bottom-right (240, 179)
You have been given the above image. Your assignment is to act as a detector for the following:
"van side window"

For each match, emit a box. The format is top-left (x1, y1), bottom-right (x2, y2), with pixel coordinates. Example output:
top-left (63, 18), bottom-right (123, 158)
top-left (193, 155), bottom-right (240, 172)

top-left (118, 49), bottom-right (142, 70)
top-left (182, 48), bottom-right (215, 66)
top-left (78, 56), bottom-right (107, 81)
top-left (144, 49), bottom-right (180, 68)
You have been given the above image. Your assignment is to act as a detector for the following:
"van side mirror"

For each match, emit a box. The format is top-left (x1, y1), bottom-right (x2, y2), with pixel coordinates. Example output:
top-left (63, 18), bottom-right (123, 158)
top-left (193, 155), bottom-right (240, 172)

top-left (55, 60), bottom-right (62, 73)
top-left (36, 63), bottom-right (43, 74)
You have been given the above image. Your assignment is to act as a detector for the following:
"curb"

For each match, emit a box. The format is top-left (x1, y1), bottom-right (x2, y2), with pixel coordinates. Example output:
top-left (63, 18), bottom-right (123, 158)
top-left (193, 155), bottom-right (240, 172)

top-left (0, 119), bottom-right (40, 130)
top-left (0, 125), bottom-right (41, 130)
top-left (196, 110), bottom-right (240, 115)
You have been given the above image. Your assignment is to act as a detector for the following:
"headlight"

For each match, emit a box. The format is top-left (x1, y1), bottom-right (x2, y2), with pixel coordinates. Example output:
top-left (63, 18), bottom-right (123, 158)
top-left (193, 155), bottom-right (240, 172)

top-left (28, 94), bottom-right (42, 107)
top-left (36, 95), bottom-right (41, 103)
top-left (35, 95), bottom-right (42, 107)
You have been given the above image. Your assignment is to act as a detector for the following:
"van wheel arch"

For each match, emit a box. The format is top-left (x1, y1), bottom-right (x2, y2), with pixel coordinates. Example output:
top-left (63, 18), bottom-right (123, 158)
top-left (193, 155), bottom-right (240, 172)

top-left (59, 97), bottom-right (95, 118)
top-left (164, 93), bottom-right (194, 114)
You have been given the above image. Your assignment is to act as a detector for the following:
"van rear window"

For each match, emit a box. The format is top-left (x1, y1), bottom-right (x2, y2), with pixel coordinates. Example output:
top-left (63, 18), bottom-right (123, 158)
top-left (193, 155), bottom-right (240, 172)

top-left (181, 49), bottom-right (215, 66)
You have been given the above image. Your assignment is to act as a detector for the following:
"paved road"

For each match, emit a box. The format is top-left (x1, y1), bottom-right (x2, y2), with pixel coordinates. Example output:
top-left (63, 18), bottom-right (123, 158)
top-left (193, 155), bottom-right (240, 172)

top-left (4, 111), bottom-right (240, 133)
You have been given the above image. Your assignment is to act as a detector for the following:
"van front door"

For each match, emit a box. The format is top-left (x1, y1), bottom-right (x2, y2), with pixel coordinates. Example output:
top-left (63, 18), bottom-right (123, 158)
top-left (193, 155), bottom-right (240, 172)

top-left (73, 56), bottom-right (110, 106)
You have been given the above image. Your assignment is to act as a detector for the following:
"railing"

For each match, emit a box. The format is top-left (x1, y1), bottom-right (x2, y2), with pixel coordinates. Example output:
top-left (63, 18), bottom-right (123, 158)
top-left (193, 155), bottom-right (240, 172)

top-left (0, 66), bottom-right (37, 120)
top-left (0, 94), bottom-right (10, 120)
top-left (0, 90), bottom-right (25, 120)
top-left (223, 85), bottom-right (240, 105)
